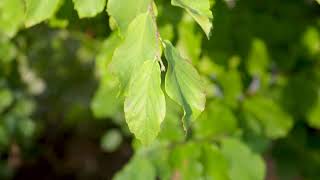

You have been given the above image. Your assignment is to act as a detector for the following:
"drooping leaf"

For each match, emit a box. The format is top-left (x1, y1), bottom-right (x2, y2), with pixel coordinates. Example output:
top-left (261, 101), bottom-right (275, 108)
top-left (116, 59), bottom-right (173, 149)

top-left (110, 12), bottom-right (160, 92)
top-left (0, 0), bottom-right (25, 37)
top-left (202, 143), bottom-right (230, 180)
top-left (243, 96), bottom-right (293, 139)
top-left (113, 155), bottom-right (156, 180)
top-left (107, 0), bottom-right (151, 34)
top-left (171, 0), bottom-right (213, 38)
top-left (221, 138), bottom-right (266, 180)
top-left (73, 0), bottom-right (106, 18)
top-left (25, 0), bottom-right (62, 27)
top-left (164, 40), bottom-right (206, 130)
top-left (124, 60), bottom-right (165, 144)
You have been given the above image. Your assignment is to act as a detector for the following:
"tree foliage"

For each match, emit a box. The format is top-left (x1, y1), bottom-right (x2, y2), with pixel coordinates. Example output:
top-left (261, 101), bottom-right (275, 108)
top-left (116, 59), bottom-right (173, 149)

top-left (0, 0), bottom-right (320, 179)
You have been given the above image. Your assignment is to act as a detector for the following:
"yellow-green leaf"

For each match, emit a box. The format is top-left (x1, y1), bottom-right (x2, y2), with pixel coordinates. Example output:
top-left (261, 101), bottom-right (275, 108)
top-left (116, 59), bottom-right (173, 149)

top-left (107, 0), bottom-right (151, 34)
top-left (110, 12), bottom-right (160, 92)
top-left (124, 60), bottom-right (165, 144)
top-left (171, 0), bottom-right (213, 38)
top-left (25, 0), bottom-right (62, 27)
top-left (73, 0), bottom-right (106, 18)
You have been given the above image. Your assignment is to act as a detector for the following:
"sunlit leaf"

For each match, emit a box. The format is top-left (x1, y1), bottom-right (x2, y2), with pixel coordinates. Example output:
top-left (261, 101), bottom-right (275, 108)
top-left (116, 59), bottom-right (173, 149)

top-left (25, 0), bottom-right (62, 27)
top-left (73, 0), bottom-right (106, 18)
top-left (107, 0), bottom-right (151, 34)
top-left (110, 12), bottom-right (160, 92)
top-left (0, 0), bottom-right (24, 37)
top-left (171, 0), bottom-right (213, 38)
top-left (124, 60), bottom-right (165, 144)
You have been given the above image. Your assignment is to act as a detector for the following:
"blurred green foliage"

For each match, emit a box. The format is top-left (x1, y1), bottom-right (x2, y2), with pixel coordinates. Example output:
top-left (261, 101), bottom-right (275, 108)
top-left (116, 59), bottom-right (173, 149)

top-left (0, 0), bottom-right (319, 180)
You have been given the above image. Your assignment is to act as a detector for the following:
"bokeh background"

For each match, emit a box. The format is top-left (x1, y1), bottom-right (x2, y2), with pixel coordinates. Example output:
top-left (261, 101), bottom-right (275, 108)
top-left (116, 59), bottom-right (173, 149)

top-left (0, 0), bottom-right (320, 179)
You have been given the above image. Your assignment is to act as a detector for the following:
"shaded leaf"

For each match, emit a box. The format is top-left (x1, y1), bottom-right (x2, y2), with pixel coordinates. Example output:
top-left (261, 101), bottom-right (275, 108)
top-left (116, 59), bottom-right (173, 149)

top-left (243, 96), bottom-right (293, 139)
top-left (164, 40), bottom-right (206, 130)
top-left (221, 138), bottom-right (265, 180)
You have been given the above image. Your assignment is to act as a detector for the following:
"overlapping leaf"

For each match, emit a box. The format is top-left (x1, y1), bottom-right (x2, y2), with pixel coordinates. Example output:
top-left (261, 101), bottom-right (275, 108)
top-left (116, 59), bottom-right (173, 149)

top-left (25, 0), bottom-right (62, 27)
top-left (107, 0), bottom-right (151, 34)
top-left (110, 12), bottom-right (160, 92)
top-left (0, 0), bottom-right (24, 37)
top-left (171, 0), bottom-right (213, 38)
top-left (73, 0), bottom-right (106, 18)
top-left (164, 40), bottom-right (206, 130)
top-left (124, 60), bottom-right (165, 144)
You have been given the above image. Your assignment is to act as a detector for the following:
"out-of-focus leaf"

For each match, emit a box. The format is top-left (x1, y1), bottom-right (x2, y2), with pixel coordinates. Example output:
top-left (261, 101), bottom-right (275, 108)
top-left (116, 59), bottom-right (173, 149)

top-left (124, 60), bottom-right (165, 144)
top-left (0, 89), bottom-right (13, 113)
top-left (171, 0), bottom-right (213, 38)
top-left (164, 40), bottom-right (206, 130)
top-left (177, 15), bottom-right (202, 64)
top-left (113, 155), bottom-right (156, 180)
top-left (302, 26), bottom-right (320, 57)
top-left (243, 96), bottom-right (293, 139)
top-left (158, 98), bottom-right (185, 142)
top-left (307, 91), bottom-right (320, 128)
top-left (0, 39), bottom-right (16, 63)
top-left (247, 38), bottom-right (269, 77)
top-left (73, 0), bottom-right (106, 18)
top-left (195, 100), bottom-right (237, 138)
top-left (218, 69), bottom-right (242, 109)
top-left (221, 138), bottom-right (265, 180)
top-left (110, 12), bottom-right (160, 92)
top-left (25, 0), bottom-right (62, 27)
top-left (202, 143), bottom-right (230, 180)
top-left (107, 0), bottom-right (151, 34)
top-left (170, 143), bottom-right (203, 180)
top-left (101, 129), bottom-right (123, 152)
top-left (0, 0), bottom-right (25, 37)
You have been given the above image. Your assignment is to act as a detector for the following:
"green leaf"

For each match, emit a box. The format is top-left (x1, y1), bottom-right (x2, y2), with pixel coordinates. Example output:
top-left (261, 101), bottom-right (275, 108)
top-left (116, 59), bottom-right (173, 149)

top-left (170, 143), bottom-right (203, 180)
top-left (247, 38), bottom-right (270, 77)
top-left (164, 40), bottom-right (206, 130)
top-left (218, 69), bottom-right (243, 109)
top-left (195, 100), bottom-right (237, 139)
top-left (177, 15), bottom-right (202, 64)
top-left (73, 0), bottom-right (106, 18)
top-left (0, 89), bottom-right (13, 113)
top-left (243, 96), bottom-right (293, 139)
top-left (307, 92), bottom-right (320, 128)
top-left (202, 143), bottom-right (230, 180)
top-left (171, 0), bottom-right (213, 38)
top-left (316, 0), bottom-right (320, 5)
top-left (0, 0), bottom-right (25, 37)
top-left (25, 0), bottom-right (62, 27)
top-left (113, 155), bottom-right (156, 180)
top-left (110, 12), bottom-right (160, 91)
top-left (124, 60), bottom-right (165, 144)
top-left (107, 0), bottom-right (151, 34)
top-left (221, 138), bottom-right (265, 180)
